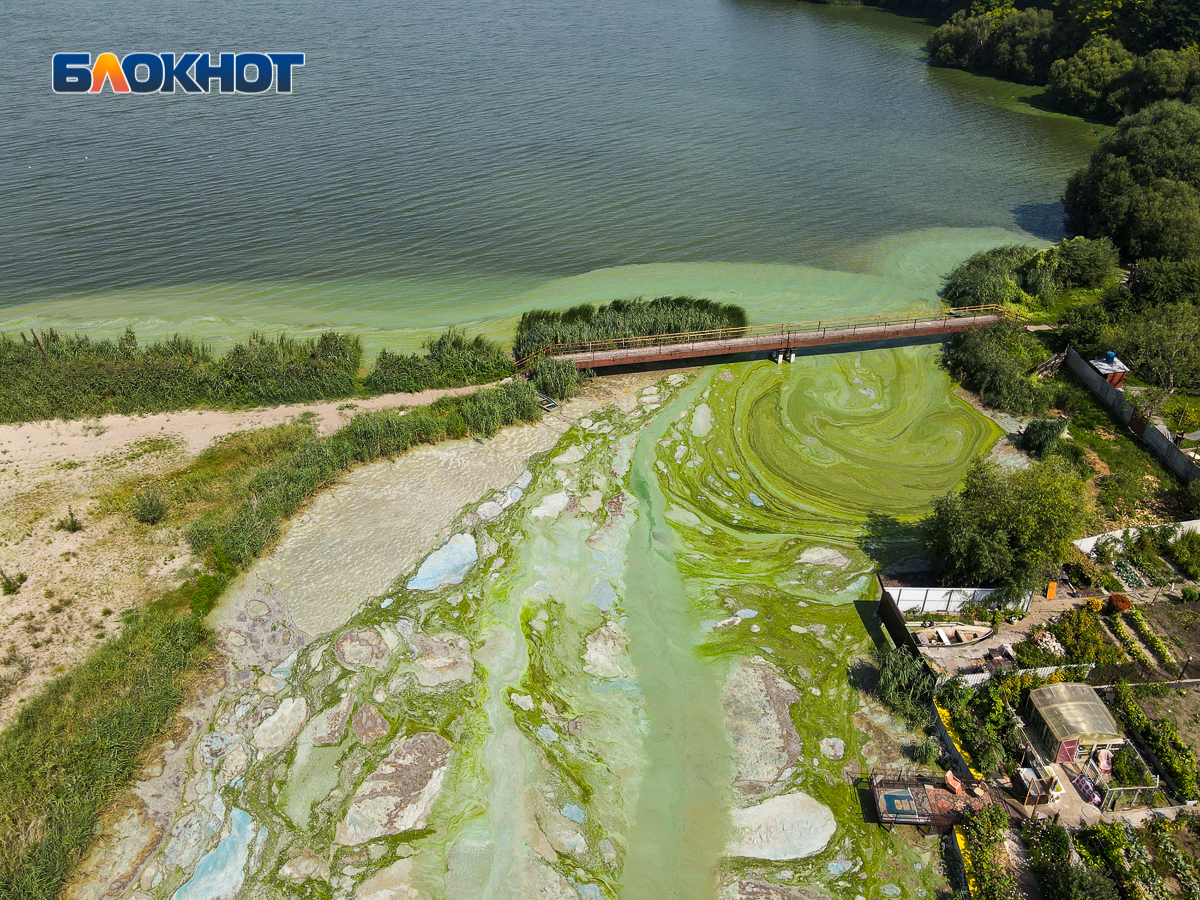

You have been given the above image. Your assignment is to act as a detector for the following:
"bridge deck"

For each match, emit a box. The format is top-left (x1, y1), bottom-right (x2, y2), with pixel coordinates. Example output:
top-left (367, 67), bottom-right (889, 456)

top-left (538, 310), bottom-right (1002, 370)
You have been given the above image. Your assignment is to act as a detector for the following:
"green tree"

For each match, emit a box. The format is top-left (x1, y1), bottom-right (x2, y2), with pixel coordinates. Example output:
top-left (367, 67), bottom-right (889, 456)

top-left (1047, 37), bottom-right (1134, 118)
top-left (1114, 47), bottom-right (1200, 113)
top-left (942, 321), bottom-right (1053, 414)
top-left (928, 7), bottom-right (1065, 83)
top-left (1115, 300), bottom-right (1200, 400)
top-left (924, 458), bottom-right (1091, 598)
top-left (1064, 99), bottom-right (1200, 261)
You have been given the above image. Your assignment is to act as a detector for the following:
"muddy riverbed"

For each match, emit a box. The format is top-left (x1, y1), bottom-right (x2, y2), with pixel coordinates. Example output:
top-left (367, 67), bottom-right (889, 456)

top-left (65, 353), bottom-right (998, 900)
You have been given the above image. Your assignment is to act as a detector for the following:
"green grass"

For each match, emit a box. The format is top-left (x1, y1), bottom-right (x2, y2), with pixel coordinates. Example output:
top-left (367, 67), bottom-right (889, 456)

top-left (0, 381), bottom-right (546, 899)
top-left (0, 609), bottom-right (209, 900)
top-left (1055, 378), bottom-right (1184, 522)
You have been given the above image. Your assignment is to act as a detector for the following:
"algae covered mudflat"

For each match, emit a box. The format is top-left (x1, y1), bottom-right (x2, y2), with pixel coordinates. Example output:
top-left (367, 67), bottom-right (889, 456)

top-left (63, 352), bottom-right (998, 900)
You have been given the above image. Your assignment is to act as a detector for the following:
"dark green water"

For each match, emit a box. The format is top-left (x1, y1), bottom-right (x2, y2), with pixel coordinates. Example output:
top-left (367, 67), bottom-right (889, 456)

top-left (2, 0), bottom-right (1095, 346)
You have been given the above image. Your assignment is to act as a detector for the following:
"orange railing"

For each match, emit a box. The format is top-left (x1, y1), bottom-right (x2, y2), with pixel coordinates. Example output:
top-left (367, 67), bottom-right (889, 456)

top-left (515, 305), bottom-right (1007, 370)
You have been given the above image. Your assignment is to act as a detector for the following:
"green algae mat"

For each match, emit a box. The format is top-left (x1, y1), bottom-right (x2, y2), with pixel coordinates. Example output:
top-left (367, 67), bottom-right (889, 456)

top-left (102, 349), bottom-right (999, 900)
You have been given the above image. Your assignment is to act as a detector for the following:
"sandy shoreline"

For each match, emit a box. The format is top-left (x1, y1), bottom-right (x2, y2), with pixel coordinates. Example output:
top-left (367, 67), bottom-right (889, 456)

top-left (0, 382), bottom-right (496, 725)
top-left (0, 383), bottom-right (497, 470)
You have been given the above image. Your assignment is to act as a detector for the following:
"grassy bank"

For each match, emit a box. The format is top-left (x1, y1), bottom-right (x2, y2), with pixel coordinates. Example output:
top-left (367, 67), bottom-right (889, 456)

top-left (0, 327), bottom-right (514, 424)
top-left (0, 380), bottom-right (543, 899)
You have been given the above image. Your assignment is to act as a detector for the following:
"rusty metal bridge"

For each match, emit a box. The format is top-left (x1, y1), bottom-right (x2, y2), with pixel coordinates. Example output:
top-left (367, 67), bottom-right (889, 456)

top-left (516, 305), bottom-right (1006, 371)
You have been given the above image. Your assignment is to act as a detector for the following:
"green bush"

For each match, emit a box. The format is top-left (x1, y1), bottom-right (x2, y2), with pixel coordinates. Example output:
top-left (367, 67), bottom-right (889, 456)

top-left (0, 569), bottom-right (27, 596)
top-left (873, 645), bottom-right (935, 729)
top-left (943, 238), bottom-right (1118, 311)
top-left (927, 8), bottom-right (1065, 85)
top-left (1128, 257), bottom-right (1200, 308)
top-left (942, 321), bottom-right (1051, 414)
top-left (1019, 419), bottom-right (1068, 458)
top-left (1181, 586), bottom-right (1200, 603)
top-left (1168, 529), bottom-right (1200, 580)
top-left (512, 296), bottom-right (747, 361)
top-left (1047, 37), bottom-right (1135, 119)
top-left (943, 245), bottom-right (1039, 308)
top-left (130, 490), bottom-right (168, 525)
top-left (1187, 479), bottom-right (1200, 517)
top-left (53, 507), bottom-right (84, 533)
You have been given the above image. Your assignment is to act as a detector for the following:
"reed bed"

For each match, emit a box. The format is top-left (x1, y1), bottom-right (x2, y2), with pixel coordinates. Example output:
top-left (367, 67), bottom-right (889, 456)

top-left (364, 328), bottom-right (514, 394)
top-left (512, 296), bottom-right (748, 360)
top-left (0, 327), bottom-right (520, 424)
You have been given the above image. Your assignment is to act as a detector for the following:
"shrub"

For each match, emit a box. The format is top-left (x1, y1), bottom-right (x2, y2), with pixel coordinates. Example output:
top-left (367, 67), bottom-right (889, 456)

top-left (1063, 546), bottom-right (1107, 588)
top-left (943, 245), bottom-right (1039, 307)
top-left (1181, 586), bottom-right (1200, 603)
top-left (911, 736), bottom-right (941, 766)
top-left (1047, 37), bottom-right (1134, 119)
top-left (1019, 419), bottom-right (1068, 458)
top-left (927, 8), bottom-right (1065, 85)
top-left (1127, 257), bottom-right (1200, 308)
top-left (1108, 592), bottom-right (1132, 613)
top-left (1187, 479), bottom-right (1200, 517)
top-left (0, 570), bottom-right (27, 596)
top-left (130, 490), bottom-right (168, 525)
top-left (1116, 48), bottom-right (1200, 115)
top-left (873, 645), bottom-right (935, 728)
top-left (941, 322), bottom-right (1051, 414)
top-left (53, 507), bottom-right (84, 533)
top-left (529, 356), bottom-right (585, 401)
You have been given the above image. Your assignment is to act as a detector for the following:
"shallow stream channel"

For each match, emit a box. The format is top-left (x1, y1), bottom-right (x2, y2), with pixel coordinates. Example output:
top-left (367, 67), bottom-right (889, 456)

top-left (67, 352), bottom-right (1002, 900)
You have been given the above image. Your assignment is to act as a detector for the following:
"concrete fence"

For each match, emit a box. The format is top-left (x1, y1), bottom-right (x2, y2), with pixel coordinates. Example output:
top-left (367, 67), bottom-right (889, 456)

top-left (1065, 348), bottom-right (1200, 485)
top-left (1075, 519), bottom-right (1200, 555)
top-left (889, 586), bottom-right (1033, 614)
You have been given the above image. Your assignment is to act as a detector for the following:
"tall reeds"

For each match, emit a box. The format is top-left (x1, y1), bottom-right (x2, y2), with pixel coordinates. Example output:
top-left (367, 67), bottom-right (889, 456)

top-left (512, 296), bottom-right (748, 360)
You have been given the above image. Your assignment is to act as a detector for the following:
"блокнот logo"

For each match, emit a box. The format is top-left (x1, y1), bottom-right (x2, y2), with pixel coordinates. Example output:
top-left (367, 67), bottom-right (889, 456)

top-left (53, 53), bottom-right (304, 94)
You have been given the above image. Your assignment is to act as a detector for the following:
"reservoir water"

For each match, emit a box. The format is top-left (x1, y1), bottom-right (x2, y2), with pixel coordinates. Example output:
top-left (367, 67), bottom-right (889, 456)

top-left (3, 0), bottom-right (1094, 348)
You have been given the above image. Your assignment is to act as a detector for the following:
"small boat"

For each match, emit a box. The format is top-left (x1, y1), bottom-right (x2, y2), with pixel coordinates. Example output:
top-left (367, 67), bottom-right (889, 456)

top-left (909, 623), bottom-right (994, 647)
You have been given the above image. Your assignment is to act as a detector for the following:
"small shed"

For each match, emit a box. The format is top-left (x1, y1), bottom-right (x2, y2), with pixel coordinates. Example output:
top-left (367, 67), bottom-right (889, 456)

top-left (1089, 352), bottom-right (1130, 388)
top-left (1025, 683), bottom-right (1124, 765)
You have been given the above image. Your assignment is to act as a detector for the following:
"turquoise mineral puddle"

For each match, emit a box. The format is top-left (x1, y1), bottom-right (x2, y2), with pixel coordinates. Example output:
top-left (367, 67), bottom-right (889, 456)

top-left (408, 534), bottom-right (478, 591)
top-left (171, 808), bottom-right (256, 900)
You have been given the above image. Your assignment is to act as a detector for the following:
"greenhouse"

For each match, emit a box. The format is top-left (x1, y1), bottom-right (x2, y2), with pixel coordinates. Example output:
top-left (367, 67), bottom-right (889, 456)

top-left (1024, 683), bottom-right (1124, 765)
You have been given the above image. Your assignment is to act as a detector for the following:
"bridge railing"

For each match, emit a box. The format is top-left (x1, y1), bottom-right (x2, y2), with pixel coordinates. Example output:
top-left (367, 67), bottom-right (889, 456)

top-left (514, 305), bottom-right (1007, 370)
